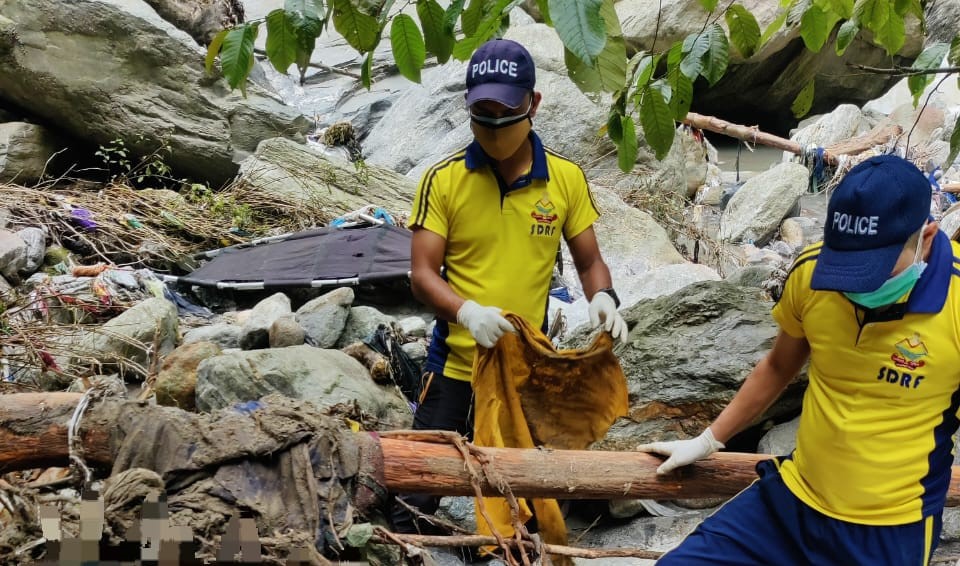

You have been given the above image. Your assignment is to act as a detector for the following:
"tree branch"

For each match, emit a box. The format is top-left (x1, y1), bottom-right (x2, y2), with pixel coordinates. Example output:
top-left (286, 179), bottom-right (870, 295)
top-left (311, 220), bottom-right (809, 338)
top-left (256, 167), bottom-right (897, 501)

top-left (848, 63), bottom-right (960, 76)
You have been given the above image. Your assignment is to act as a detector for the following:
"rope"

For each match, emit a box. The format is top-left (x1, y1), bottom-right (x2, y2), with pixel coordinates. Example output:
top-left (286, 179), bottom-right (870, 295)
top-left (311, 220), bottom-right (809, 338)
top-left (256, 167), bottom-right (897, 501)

top-left (67, 387), bottom-right (97, 484)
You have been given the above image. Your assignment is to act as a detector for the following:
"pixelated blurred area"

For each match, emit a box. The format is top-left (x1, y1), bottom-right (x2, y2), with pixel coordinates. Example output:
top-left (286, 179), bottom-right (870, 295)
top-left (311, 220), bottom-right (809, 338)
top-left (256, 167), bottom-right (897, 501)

top-left (0, 394), bottom-right (398, 564)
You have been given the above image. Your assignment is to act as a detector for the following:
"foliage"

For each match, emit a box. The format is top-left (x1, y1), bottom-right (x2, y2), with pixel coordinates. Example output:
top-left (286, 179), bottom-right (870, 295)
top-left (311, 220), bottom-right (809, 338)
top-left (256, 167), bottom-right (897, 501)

top-left (94, 136), bottom-right (175, 185)
top-left (204, 1), bottom-right (958, 171)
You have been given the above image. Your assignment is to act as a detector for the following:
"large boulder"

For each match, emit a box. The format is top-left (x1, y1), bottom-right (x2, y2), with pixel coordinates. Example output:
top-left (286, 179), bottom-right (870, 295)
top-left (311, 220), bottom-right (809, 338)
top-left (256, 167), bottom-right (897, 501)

top-left (154, 340), bottom-right (223, 411)
top-left (0, 0), bottom-right (309, 186)
top-left (235, 137), bottom-right (414, 216)
top-left (142, 0), bottom-right (244, 46)
top-left (616, 0), bottom-right (922, 132)
top-left (295, 287), bottom-right (354, 348)
top-left (335, 306), bottom-right (396, 348)
top-left (787, 104), bottom-right (869, 157)
top-left (0, 229), bottom-right (27, 282)
top-left (0, 122), bottom-right (65, 183)
top-left (239, 292), bottom-right (291, 350)
top-left (195, 344), bottom-right (412, 427)
top-left (76, 297), bottom-right (179, 377)
top-left (594, 281), bottom-right (805, 449)
top-left (719, 162), bottom-right (809, 245)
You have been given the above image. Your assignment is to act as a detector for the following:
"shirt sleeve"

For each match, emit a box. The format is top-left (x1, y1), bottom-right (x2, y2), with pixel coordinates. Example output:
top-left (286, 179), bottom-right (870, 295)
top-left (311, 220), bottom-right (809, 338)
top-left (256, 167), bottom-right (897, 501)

top-left (408, 166), bottom-right (449, 239)
top-left (563, 169), bottom-right (600, 240)
top-left (771, 268), bottom-right (806, 339)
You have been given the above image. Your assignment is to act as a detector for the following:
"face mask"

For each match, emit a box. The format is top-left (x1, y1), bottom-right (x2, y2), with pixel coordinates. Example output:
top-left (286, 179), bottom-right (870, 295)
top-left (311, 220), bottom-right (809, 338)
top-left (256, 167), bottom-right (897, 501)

top-left (843, 226), bottom-right (927, 308)
top-left (470, 101), bottom-right (532, 161)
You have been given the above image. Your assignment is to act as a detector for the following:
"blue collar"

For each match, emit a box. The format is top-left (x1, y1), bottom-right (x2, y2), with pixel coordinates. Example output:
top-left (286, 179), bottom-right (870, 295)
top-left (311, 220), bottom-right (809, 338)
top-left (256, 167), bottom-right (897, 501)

top-left (906, 230), bottom-right (952, 313)
top-left (465, 131), bottom-right (550, 183)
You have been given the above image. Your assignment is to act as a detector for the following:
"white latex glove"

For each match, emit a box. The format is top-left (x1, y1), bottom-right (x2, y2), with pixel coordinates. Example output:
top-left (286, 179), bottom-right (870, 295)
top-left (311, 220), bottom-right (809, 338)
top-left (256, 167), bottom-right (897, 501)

top-left (635, 428), bottom-right (725, 475)
top-left (456, 300), bottom-right (515, 349)
top-left (588, 291), bottom-right (628, 343)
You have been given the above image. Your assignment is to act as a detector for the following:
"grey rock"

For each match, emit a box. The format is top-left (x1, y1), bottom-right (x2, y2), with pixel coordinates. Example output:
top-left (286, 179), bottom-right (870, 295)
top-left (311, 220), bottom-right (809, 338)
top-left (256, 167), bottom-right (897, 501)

top-left (295, 287), bottom-right (354, 348)
top-left (239, 292), bottom-right (291, 350)
top-left (15, 227), bottom-right (45, 275)
top-left (66, 374), bottom-right (127, 398)
top-left (0, 122), bottom-right (65, 183)
top-left (719, 162), bottom-right (809, 246)
top-left (0, 229), bottom-right (26, 282)
top-left (398, 316), bottom-right (427, 338)
top-left (155, 341), bottom-right (222, 411)
top-left (269, 315), bottom-right (305, 348)
top-left (0, 1), bottom-right (309, 186)
top-left (336, 306), bottom-right (396, 348)
top-left (195, 345), bottom-right (412, 428)
top-left (75, 298), bottom-right (179, 378)
top-left (0, 274), bottom-right (14, 306)
top-left (400, 341), bottom-right (427, 365)
top-left (725, 264), bottom-right (778, 289)
top-left (142, 0), bottom-right (243, 45)
top-left (787, 104), bottom-right (867, 159)
top-left (757, 416), bottom-right (801, 456)
top-left (437, 497), bottom-right (476, 532)
top-left (779, 218), bottom-right (805, 250)
top-left (182, 323), bottom-right (241, 349)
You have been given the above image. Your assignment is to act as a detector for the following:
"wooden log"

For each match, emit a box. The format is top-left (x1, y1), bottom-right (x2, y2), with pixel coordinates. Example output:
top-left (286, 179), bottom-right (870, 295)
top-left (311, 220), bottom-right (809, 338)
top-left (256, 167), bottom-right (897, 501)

top-left (682, 111), bottom-right (902, 165)
top-left (4, 393), bottom-right (960, 504)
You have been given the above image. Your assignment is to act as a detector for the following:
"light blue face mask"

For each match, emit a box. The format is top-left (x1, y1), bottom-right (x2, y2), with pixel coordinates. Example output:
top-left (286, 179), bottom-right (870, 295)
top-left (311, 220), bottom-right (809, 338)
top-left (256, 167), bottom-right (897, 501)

top-left (843, 226), bottom-right (927, 309)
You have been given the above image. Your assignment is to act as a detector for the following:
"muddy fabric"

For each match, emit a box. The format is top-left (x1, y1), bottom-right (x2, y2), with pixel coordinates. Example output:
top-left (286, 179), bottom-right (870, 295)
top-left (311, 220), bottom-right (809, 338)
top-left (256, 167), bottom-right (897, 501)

top-left (472, 314), bottom-right (629, 565)
top-left (102, 394), bottom-right (385, 558)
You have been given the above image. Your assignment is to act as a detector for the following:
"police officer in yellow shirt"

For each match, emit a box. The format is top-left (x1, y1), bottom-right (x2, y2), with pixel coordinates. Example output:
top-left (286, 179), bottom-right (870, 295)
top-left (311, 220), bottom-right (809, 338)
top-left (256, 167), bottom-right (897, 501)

top-left (640, 154), bottom-right (960, 565)
top-left (392, 38), bottom-right (628, 535)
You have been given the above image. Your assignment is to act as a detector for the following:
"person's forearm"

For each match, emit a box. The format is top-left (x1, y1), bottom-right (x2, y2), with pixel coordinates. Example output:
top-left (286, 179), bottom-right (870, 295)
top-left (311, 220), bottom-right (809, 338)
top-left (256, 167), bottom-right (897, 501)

top-left (576, 258), bottom-right (613, 299)
top-left (411, 268), bottom-right (465, 322)
top-left (709, 355), bottom-right (796, 444)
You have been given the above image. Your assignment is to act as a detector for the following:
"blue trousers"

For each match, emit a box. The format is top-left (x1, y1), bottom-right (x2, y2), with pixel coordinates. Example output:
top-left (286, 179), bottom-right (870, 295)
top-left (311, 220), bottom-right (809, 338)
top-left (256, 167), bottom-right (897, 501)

top-left (658, 460), bottom-right (941, 566)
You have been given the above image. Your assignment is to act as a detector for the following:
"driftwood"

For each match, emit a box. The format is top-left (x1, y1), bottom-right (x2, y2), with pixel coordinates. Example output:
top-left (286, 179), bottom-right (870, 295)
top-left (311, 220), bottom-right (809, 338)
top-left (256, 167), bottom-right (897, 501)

top-left (682, 111), bottom-right (903, 166)
top-left (4, 393), bottom-right (960, 504)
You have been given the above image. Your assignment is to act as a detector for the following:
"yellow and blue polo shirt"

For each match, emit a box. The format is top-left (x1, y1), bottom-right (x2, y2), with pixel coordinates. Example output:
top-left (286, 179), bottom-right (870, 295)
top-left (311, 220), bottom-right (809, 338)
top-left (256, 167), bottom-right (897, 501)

top-left (772, 232), bottom-right (960, 525)
top-left (409, 132), bottom-right (600, 381)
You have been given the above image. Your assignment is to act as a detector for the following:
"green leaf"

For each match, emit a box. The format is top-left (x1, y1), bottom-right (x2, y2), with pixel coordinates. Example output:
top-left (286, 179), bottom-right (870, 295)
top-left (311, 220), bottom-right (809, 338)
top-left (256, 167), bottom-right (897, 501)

top-left (725, 5), bottom-right (761, 58)
top-left (799, 5), bottom-right (830, 52)
top-left (907, 42), bottom-right (950, 107)
top-left (562, 0), bottom-right (626, 95)
top-left (606, 110), bottom-right (623, 144)
top-left (680, 32), bottom-right (709, 79)
top-left (332, 0), bottom-right (380, 53)
top-left (445, 0), bottom-right (468, 32)
top-left (634, 54), bottom-right (659, 90)
top-left (292, 14), bottom-right (324, 81)
top-left (948, 35), bottom-right (960, 67)
top-left (817, 0), bottom-right (853, 18)
top-left (835, 19), bottom-right (859, 55)
top-left (639, 87), bottom-right (674, 160)
top-left (696, 0), bottom-right (719, 11)
top-left (894, 0), bottom-right (922, 19)
top-left (548, 0), bottom-right (606, 66)
top-left (284, 0), bottom-right (323, 19)
top-left (361, 50), bottom-right (374, 89)
top-left (462, 0), bottom-right (491, 37)
top-left (947, 114), bottom-right (960, 170)
top-left (791, 79), bottom-right (815, 118)
top-left (700, 23), bottom-right (729, 85)
top-left (220, 23), bottom-right (259, 95)
top-left (205, 29), bottom-right (228, 75)
top-left (760, 8), bottom-right (789, 47)
top-left (668, 68), bottom-right (694, 121)
top-left (452, 0), bottom-right (512, 61)
top-left (390, 14), bottom-right (426, 83)
top-left (873, 9), bottom-right (905, 55)
top-left (417, 0), bottom-right (453, 63)
top-left (617, 115), bottom-right (638, 172)
top-left (265, 9), bottom-right (299, 73)
top-left (854, 0), bottom-right (904, 54)
top-left (536, 0), bottom-right (552, 26)
top-left (346, 523), bottom-right (374, 547)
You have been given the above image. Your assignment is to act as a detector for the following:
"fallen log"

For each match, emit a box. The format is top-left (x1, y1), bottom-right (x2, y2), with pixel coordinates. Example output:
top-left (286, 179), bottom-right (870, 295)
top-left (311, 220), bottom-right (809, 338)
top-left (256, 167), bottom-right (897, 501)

top-left (682, 111), bottom-right (902, 166)
top-left (3, 393), bottom-right (960, 504)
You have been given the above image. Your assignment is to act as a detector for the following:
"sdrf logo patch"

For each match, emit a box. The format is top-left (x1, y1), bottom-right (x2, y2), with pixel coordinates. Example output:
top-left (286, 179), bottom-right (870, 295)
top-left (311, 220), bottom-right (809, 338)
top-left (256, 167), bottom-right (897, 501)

top-left (530, 195), bottom-right (558, 237)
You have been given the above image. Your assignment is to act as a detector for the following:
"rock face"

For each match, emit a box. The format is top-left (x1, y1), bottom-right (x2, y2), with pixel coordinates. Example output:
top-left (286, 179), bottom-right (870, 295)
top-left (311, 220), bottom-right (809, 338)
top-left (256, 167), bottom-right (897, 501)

top-left (195, 345), bottom-right (412, 427)
top-left (239, 293), bottom-right (291, 350)
top-left (0, 0), bottom-right (309, 186)
top-left (142, 0), bottom-right (244, 46)
top-left (0, 122), bottom-right (64, 183)
top-left (595, 281), bottom-right (805, 449)
top-left (719, 162), bottom-right (809, 245)
top-left (295, 287), bottom-right (354, 348)
top-left (336, 306), bottom-right (396, 348)
top-left (76, 297), bottom-right (179, 377)
top-left (615, 0), bottom-right (922, 132)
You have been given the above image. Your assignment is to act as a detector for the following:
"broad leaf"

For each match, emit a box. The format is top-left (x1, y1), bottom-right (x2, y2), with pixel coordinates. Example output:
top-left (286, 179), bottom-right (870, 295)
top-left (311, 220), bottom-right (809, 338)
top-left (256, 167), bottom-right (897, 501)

top-left (265, 9), bottom-right (299, 73)
top-left (391, 14), bottom-right (426, 83)
top-left (562, 0), bottom-right (625, 95)
top-left (791, 79), bottom-right (815, 118)
top-left (220, 23), bottom-right (259, 95)
top-left (639, 87), bottom-right (674, 160)
top-left (292, 14), bottom-right (324, 81)
top-left (799, 5), bottom-right (829, 52)
top-left (907, 42), bottom-right (949, 107)
top-left (668, 68), bottom-right (694, 121)
top-left (634, 54), bottom-right (659, 90)
top-left (451, 0), bottom-right (511, 60)
top-left (787, 0), bottom-right (812, 26)
top-left (700, 23), bottom-right (729, 86)
top-left (549, 0), bottom-right (606, 66)
top-left (835, 19), bottom-right (859, 55)
top-left (332, 0), bottom-right (380, 52)
top-left (418, 0), bottom-right (454, 63)
top-left (606, 110), bottom-right (623, 144)
top-left (617, 115), bottom-right (638, 172)
top-left (680, 32), bottom-right (709, 79)
top-left (462, 0), bottom-right (492, 37)
top-left (949, 35), bottom-right (960, 67)
top-left (696, 0), bottom-right (719, 11)
top-left (284, 0), bottom-right (323, 19)
top-left (725, 5), bottom-right (760, 58)
top-left (760, 8), bottom-right (789, 47)
top-left (536, 0), bottom-right (552, 26)
top-left (361, 50), bottom-right (374, 89)
top-left (564, 48), bottom-right (602, 93)
top-left (873, 9), bottom-right (905, 55)
top-left (445, 0), bottom-right (468, 32)
top-left (346, 523), bottom-right (374, 547)
top-left (818, 0), bottom-right (853, 18)
top-left (206, 29), bottom-right (228, 75)
top-left (894, 0), bottom-right (922, 19)
top-left (948, 113), bottom-right (960, 170)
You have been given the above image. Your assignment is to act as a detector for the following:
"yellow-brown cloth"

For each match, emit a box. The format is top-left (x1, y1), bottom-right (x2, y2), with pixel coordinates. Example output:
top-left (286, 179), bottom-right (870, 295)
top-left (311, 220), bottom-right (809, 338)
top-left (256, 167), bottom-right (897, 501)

top-left (471, 313), bottom-right (629, 565)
